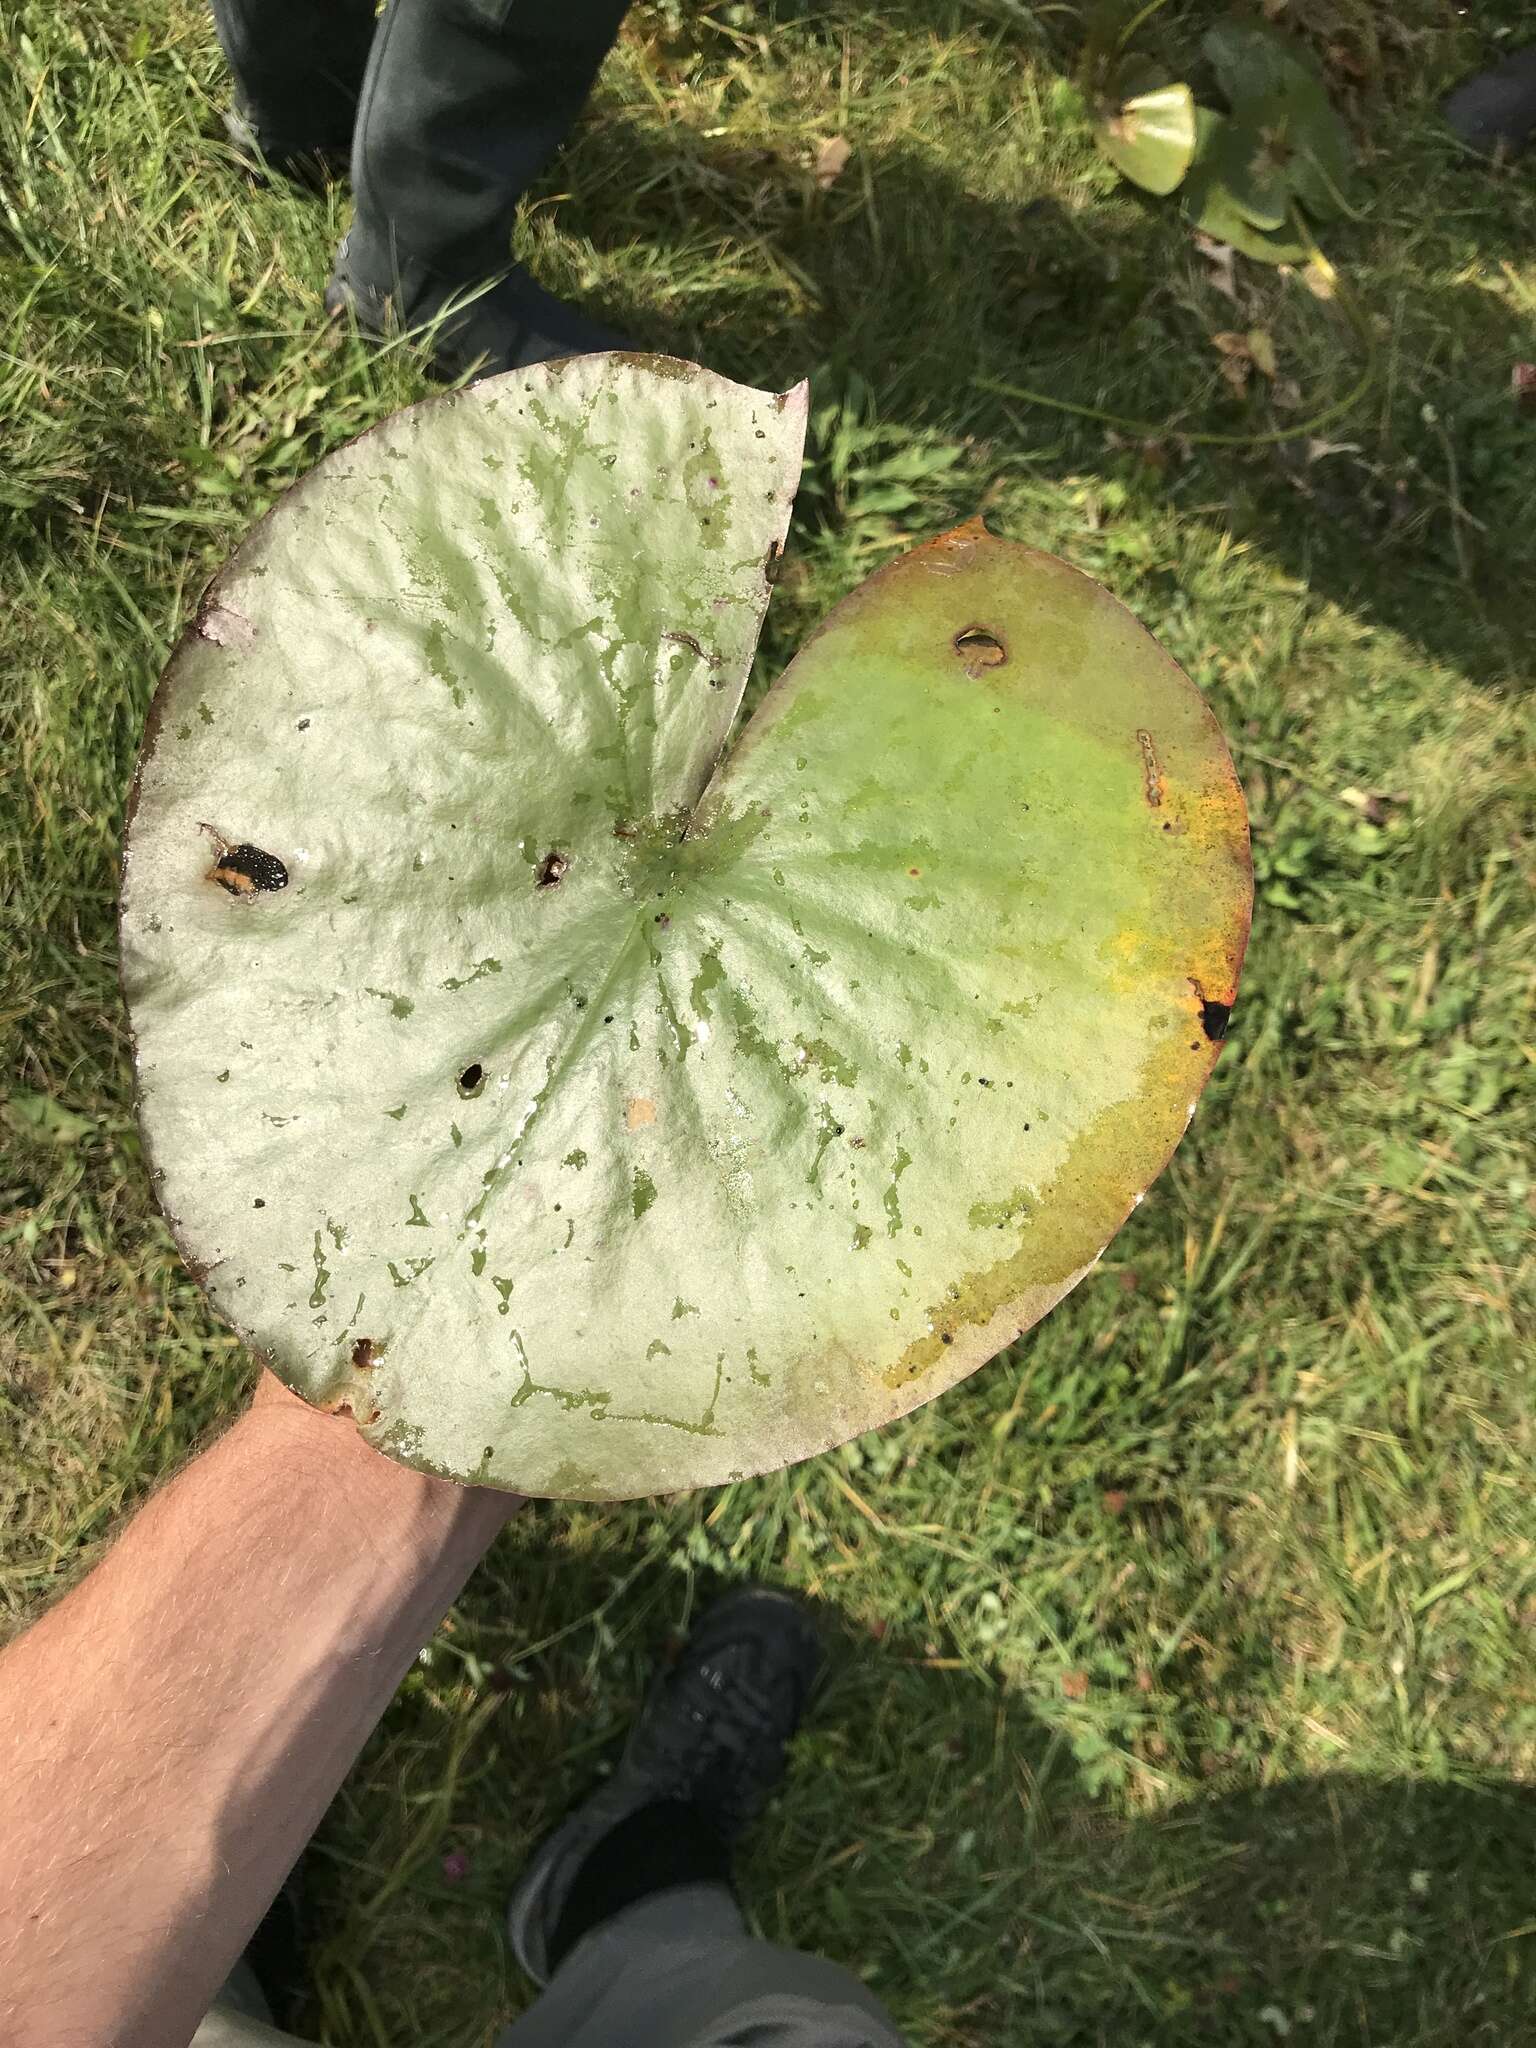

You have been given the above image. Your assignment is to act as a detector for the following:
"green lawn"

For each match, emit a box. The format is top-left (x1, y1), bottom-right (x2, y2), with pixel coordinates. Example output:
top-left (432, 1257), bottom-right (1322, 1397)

top-left (3, 0), bottom-right (1535, 2040)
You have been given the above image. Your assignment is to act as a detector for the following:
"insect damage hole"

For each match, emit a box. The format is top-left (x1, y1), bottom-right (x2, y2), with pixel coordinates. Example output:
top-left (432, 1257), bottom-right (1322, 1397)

top-left (953, 626), bottom-right (1007, 675)
top-left (457, 1062), bottom-right (486, 1098)
top-left (535, 850), bottom-right (568, 889)
top-left (1199, 998), bottom-right (1231, 1043)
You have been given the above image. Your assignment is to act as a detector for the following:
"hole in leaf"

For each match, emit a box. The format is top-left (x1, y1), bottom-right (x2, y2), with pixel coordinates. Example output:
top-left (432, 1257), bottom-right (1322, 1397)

top-left (953, 626), bottom-right (1006, 674)
top-left (1200, 998), bottom-right (1231, 1043)
top-left (536, 850), bottom-right (568, 889)
top-left (457, 1063), bottom-right (486, 1097)
top-left (352, 1337), bottom-right (380, 1370)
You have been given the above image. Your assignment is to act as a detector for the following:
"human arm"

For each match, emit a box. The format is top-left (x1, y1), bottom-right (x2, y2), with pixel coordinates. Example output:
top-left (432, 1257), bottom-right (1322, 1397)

top-left (0, 1371), bottom-right (517, 2048)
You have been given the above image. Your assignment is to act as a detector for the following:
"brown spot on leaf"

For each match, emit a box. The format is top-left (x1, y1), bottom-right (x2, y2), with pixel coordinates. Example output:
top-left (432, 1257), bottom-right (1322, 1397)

top-left (661, 630), bottom-right (722, 678)
top-left (1137, 728), bottom-right (1164, 807)
top-left (626, 1096), bottom-right (657, 1130)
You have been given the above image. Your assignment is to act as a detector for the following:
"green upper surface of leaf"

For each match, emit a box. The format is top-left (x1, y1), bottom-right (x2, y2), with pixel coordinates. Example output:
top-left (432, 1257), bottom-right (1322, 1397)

top-left (1182, 108), bottom-right (1311, 264)
top-left (1213, 98), bottom-right (1294, 230)
top-left (1202, 19), bottom-right (1354, 224)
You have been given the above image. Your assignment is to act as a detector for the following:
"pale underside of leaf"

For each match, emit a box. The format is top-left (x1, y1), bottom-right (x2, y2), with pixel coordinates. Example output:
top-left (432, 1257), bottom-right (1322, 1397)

top-left (1095, 81), bottom-right (1198, 195)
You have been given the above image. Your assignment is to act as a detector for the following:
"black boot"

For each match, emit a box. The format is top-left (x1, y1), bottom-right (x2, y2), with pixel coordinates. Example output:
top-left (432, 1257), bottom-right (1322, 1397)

top-left (210, 0), bottom-right (375, 181)
top-left (328, 0), bottom-right (634, 378)
top-left (505, 1588), bottom-right (824, 1986)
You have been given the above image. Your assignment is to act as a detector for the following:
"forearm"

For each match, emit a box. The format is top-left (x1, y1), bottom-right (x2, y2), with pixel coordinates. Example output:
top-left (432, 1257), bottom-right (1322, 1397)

top-left (0, 1382), bottom-right (513, 2048)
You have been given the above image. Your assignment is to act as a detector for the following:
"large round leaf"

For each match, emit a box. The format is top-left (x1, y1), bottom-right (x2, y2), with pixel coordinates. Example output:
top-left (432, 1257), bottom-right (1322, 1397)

top-left (121, 356), bottom-right (1251, 1499)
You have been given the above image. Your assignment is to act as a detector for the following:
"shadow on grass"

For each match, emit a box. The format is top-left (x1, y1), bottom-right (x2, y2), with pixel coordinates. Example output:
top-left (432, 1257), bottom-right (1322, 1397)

top-left (298, 1546), bottom-right (1536, 2045)
top-left (551, 86), bottom-right (1536, 694)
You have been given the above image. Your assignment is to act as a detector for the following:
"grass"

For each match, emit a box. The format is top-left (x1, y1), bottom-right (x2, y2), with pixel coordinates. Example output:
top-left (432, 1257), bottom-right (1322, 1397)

top-left (3, 0), bottom-right (1535, 2039)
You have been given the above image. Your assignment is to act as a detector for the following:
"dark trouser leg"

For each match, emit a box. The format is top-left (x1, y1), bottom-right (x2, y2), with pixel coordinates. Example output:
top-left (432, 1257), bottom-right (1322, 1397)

top-left (209, 0), bottom-right (377, 156)
top-left (345, 0), bottom-right (631, 288)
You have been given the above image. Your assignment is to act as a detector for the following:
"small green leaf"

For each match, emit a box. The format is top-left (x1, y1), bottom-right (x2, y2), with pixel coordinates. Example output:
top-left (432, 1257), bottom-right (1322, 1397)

top-left (5, 1091), bottom-right (93, 1145)
top-left (1202, 19), bottom-right (1354, 224)
top-left (1203, 18), bottom-right (1317, 106)
top-left (1183, 110), bottom-right (1310, 265)
top-left (1246, 327), bottom-right (1278, 377)
top-left (1214, 100), bottom-right (1292, 230)
top-left (1285, 82), bottom-right (1355, 223)
top-left (1048, 74), bottom-right (1089, 129)
top-left (1094, 81), bottom-right (1198, 195)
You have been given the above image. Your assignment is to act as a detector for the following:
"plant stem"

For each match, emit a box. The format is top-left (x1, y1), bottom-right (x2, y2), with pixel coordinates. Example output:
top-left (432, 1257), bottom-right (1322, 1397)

top-left (1116, 0), bottom-right (1176, 54)
top-left (978, 232), bottom-right (1377, 451)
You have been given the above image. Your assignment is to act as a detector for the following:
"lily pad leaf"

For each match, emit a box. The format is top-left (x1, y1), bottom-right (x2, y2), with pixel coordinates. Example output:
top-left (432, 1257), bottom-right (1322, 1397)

top-left (1283, 82), bottom-right (1355, 222)
top-left (1213, 99), bottom-right (1292, 229)
top-left (121, 356), bottom-right (1251, 1501)
top-left (1203, 19), bottom-right (1354, 223)
top-left (1183, 110), bottom-right (1311, 264)
top-left (1203, 18), bottom-right (1321, 106)
top-left (1095, 80), bottom-right (1198, 194)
